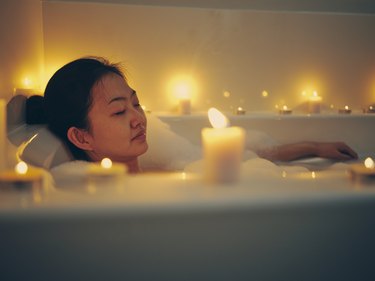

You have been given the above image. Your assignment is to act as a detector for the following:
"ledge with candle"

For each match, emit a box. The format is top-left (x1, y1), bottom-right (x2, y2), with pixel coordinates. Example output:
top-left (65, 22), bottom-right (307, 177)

top-left (88, 158), bottom-right (128, 179)
top-left (0, 161), bottom-right (44, 189)
top-left (202, 108), bottom-right (245, 184)
top-left (235, 107), bottom-right (246, 115)
top-left (279, 105), bottom-right (292, 115)
top-left (307, 92), bottom-right (322, 114)
top-left (178, 98), bottom-right (191, 115)
top-left (349, 157), bottom-right (375, 185)
top-left (364, 105), bottom-right (375, 114)
top-left (338, 105), bottom-right (351, 114)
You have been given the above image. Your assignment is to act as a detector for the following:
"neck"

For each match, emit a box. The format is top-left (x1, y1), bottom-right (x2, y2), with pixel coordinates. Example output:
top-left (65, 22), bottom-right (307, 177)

top-left (125, 158), bottom-right (141, 174)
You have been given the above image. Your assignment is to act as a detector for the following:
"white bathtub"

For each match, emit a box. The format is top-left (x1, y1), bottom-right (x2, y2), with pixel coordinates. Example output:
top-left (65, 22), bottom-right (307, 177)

top-left (1, 112), bottom-right (375, 281)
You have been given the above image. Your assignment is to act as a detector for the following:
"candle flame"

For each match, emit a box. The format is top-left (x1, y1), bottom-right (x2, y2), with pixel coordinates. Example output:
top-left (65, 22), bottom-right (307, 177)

top-left (364, 157), bottom-right (374, 169)
top-left (344, 105), bottom-right (349, 110)
top-left (101, 158), bottom-right (113, 169)
top-left (22, 77), bottom-right (32, 88)
top-left (15, 161), bottom-right (28, 174)
top-left (208, 107), bottom-right (229, 129)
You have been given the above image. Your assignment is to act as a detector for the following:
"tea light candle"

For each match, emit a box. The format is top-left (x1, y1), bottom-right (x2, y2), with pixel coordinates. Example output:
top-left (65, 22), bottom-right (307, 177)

top-left (0, 99), bottom-right (6, 171)
top-left (364, 105), bottom-right (375, 113)
top-left (279, 105), bottom-right (292, 115)
top-left (349, 157), bottom-right (375, 184)
top-left (88, 158), bottom-right (128, 178)
top-left (308, 92), bottom-right (322, 114)
top-left (201, 108), bottom-right (245, 184)
top-left (0, 161), bottom-right (44, 188)
top-left (338, 105), bottom-right (351, 114)
top-left (178, 98), bottom-right (191, 115)
top-left (236, 107), bottom-right (246, 115)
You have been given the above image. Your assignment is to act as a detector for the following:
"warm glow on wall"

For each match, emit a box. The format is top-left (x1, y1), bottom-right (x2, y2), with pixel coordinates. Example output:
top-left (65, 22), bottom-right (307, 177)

top-left (19, 75), bottom-right (40, 90)
top-left (261, 90), bottom-right (269, 98)
top-left (14, 75), bottom-right (43, 96)
top-left (168, 74), bottom-right (197, 100)
top-left (296, 75), bottom-right (323, 105)
top-left (22, 77), bottom-right (32, 88)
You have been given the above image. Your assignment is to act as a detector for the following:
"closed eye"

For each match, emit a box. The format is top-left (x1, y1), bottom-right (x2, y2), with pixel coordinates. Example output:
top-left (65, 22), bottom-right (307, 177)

top-left (114, 110), bottom-right (126, 116)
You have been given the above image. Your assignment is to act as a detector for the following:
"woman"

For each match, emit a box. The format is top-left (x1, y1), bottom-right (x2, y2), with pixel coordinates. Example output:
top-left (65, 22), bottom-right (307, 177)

top-left (25, 57), bottom-right (357, 173)
top-left (27, 57), bottom-right (148, 173)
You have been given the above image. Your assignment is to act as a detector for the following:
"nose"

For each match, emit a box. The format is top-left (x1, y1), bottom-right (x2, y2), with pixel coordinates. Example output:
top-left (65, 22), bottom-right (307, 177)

top-left (130, 108), bottom-right (146, 129)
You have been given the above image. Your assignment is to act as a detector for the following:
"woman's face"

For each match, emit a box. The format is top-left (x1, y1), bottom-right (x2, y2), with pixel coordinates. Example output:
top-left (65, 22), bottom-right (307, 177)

top-left (85, 73), bottom-right (148, 162)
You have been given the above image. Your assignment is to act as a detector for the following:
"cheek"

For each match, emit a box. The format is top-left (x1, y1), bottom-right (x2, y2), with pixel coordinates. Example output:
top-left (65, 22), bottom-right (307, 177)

top-left (101, 124), bottom-right (131, 143)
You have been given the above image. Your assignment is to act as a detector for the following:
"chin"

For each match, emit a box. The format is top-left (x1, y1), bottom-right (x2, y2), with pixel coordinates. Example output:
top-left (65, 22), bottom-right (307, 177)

top-left (133, 142), bottom-right (149, 157)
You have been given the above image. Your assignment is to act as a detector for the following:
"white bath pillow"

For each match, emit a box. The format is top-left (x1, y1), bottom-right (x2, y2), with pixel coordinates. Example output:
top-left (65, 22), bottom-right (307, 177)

top-left (18, 127), bottom-right (73, 170)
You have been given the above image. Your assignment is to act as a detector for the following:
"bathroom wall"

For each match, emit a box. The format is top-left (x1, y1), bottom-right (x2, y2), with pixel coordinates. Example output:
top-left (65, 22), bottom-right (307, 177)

top-left (0, 0), bottom-right (44, 100)
top-left (41, 1), bottom-right (375, 113)
top-left (1, 0), bottom-right (374, 113)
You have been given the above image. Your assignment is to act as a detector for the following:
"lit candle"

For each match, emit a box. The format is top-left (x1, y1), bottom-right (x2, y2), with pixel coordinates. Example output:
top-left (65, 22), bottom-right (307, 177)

top-left (364, 105), bottom-right (375, 113)
top-left (308, 91), bottom-right (322, 114)
top-left (174, 82), bottom-right (192, 115)
top-left (338, 105), bottom-right (351, 114)
top-left (349, 157), bottom-right (375, 185)
top-left (201, 108), bottom-right (246, 184)
top-left (0, 99), bottom-right (6, 171)
top-left (178, 98), bottom-right (191, 115)
top-left (0, 161), bottom-right (44, 188)
top-left (88, 158), bottom-right (128, 178)
top-left (279, 105), bottom-right (292, 115)
top-left (235, 106), bottom-right (246, 115)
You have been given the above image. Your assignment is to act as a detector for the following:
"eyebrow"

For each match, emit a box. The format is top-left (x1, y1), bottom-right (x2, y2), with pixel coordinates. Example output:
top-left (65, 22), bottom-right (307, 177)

top-left (108, 90), bottom-right (137, 105)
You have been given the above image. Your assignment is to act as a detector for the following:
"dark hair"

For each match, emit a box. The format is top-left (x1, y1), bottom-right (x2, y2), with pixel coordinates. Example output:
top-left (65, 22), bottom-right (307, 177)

top-left (26, 56), bottom-right (125, 161)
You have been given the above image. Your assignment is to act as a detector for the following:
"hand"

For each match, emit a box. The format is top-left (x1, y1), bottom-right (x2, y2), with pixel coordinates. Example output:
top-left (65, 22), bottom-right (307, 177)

top-left (316, 142), bottom-right (358, 161)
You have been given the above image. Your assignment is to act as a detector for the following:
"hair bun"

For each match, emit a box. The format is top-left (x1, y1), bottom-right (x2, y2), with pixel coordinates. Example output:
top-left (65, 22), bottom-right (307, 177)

top-left (26, 95), bottom-right (47, 125)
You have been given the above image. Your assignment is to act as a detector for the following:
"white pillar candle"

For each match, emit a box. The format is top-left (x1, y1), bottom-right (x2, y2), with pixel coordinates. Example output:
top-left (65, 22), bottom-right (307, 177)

top-left (0, 99), bottom-right (6, 171)
top-left (201, 108), bottom-right (245, 184)
top-left (308, 92), bottom-right (322, 114)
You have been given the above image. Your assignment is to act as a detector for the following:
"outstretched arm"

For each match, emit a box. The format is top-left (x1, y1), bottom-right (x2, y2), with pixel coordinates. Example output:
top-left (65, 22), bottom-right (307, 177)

top-left (256, 141), bottom-right (358, 162)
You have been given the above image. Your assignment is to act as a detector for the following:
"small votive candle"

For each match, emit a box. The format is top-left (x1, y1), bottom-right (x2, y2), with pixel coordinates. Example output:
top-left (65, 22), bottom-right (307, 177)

top-left (364, 105), bottom-right (375, 113)
top-left (0, 161), bottom-right (44, 188)
top-left (178, 99), bottom-right (191, 115)
top-left (307, 92), bottom-right (322, 114)
top-left (88, 158), bottom-right (128, 178)
top-left (279, 105), bottom-right (292, 115)
top-left (349, 157), bottom-right (375, 185)
top-left (338, 105), bottom-right (351, 114)
top-left (201, 108), bottom-right (245, 184)
top-left (236, 107), bottom-right (246, 115)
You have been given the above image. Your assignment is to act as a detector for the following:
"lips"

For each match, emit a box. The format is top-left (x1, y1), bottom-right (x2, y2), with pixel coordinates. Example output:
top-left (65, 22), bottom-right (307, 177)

top-left (132, 130), bottom-right (146, 141)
